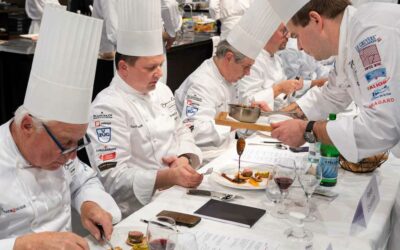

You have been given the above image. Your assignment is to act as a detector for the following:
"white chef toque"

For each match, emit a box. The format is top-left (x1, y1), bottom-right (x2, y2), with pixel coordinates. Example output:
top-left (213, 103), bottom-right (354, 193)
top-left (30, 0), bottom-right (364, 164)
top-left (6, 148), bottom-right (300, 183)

top-left (227, 0), bottom-right (281, 60)
top-left (23, 5), bottom-right (103, 124)
top-left (117, 0), bottom-right (164, 57)
top-left (269, 0), bottom-right (310, 23)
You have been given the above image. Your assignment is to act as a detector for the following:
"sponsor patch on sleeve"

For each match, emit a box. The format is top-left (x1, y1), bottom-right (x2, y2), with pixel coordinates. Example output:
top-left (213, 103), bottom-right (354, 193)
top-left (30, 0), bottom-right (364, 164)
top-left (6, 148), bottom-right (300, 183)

top-left (96, 127), bottom-right (112, 143)
top-left (98, 162), bottom-right (117, 171)
top-left (186, 106), bottom-right (198, 117)
top-left (365, 68), bottom-right (386, 83)
top-left (359, 44), bottom-right (382, 71)
top-left (99, 152), bottom-right (116, 161)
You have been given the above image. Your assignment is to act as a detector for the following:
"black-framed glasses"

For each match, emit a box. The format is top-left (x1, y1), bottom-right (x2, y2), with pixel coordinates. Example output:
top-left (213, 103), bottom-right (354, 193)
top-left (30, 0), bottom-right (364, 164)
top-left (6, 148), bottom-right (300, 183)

top-left (42, 123), bottom-right (91, 155)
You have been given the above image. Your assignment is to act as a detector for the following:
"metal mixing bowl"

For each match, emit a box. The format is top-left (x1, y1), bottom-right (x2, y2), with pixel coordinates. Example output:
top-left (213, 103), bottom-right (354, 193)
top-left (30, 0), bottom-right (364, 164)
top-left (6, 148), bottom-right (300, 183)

top-left (228, 104), bottom-right (261, 123)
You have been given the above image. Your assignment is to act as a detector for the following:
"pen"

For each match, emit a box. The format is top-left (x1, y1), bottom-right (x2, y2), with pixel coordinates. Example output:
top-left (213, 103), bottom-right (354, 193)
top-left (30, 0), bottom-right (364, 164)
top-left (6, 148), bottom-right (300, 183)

top-left (140, 219), bottom-right (179, 232)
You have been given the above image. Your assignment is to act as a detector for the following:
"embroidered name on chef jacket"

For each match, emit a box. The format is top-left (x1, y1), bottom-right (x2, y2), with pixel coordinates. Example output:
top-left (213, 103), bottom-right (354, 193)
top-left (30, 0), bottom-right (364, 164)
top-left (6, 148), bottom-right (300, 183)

top-left (161, 97), bottom-right (178, 119)
top-left (0, 204), bottom-right (27, 216)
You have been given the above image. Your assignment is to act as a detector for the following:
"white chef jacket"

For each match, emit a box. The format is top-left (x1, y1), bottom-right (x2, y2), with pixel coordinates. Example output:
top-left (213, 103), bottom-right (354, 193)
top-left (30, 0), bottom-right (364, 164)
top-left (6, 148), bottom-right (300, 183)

top-left (352, 0), bottom-right (398, 7)
top-left (92, 0), bottom-right (118, 54)
top-left (0, 120), bottom-right (121, 250)
top-left (25, 0), bottom-right (61, 34)
top-left (236, 49), bottom-right (288, 110)
top-left (86, 73), bottom-right (202, 218)
top-left (297, 4), bottom-right (400, 162)
top-left (209, 0), bottom-right (253, 40)
top-left (278, 44), bottom-right (331, 97)
top-left (175, 58), bottom-right (237, 161)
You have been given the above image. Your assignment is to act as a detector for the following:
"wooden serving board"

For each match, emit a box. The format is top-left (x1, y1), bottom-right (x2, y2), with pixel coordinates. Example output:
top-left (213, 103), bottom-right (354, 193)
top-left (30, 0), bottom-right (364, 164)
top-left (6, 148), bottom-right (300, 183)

top-left (215, 112), bottom-right (272, 132)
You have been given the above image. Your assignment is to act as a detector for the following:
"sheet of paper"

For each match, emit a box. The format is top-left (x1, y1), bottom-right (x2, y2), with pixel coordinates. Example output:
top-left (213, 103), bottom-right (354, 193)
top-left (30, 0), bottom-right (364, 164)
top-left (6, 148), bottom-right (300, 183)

top-left (232, 146), bottom-right (306, 167)
top-left (195, 230), bottom-right (279, 250)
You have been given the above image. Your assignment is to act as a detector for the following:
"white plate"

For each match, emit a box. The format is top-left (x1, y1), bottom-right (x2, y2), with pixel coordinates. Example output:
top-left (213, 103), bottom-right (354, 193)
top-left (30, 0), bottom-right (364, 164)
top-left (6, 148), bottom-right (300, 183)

top-left (88, 226), bottom-right (147, 250)
top-left (210, 165), bottom-right (274, 190)
top-left (257, 114), bottom-right (293, 136)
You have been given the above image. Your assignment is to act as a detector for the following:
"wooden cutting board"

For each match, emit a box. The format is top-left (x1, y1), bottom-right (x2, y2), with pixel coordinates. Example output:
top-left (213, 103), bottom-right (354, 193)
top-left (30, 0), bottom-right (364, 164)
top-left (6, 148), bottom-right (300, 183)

top-left (215, 112), bottom-right (272, 132)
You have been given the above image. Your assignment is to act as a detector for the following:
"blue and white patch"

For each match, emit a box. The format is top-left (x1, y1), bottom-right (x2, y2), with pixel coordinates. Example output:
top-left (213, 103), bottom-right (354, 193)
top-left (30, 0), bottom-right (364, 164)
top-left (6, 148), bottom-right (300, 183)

top-left (96, 127), bottom-right (112, 143)
top-left (186, 106), bottom-right (198, 117)
top-left (365, 68), bottom-right (386, 83)
top-left (371, 85), bottom-right (391, 101)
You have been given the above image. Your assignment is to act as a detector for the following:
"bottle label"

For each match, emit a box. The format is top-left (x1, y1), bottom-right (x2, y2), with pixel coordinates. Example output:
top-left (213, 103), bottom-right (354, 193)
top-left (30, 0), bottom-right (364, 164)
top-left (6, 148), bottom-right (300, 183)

top-left (319, 156), bottom-right (339, 179)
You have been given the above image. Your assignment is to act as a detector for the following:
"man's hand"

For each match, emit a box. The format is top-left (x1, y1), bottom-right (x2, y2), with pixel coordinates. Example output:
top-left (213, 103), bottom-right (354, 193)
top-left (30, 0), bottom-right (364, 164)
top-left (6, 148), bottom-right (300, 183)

top-left (14, 232), bottom-right (89, 250)
top-left (271, 119), bottom-right (307, 147)
top-left (170, 164), bottom-right (203, 188)
top-left (162, 31), bottom-right (176, 50)
top-left (275, 79), bottom-right (303, 96)
top-left (162, 155), bottom-right (189, 169)
top-left (251, 101), bottom-right (272, 112)
top-left (80, 201), bottom-right (113, 242)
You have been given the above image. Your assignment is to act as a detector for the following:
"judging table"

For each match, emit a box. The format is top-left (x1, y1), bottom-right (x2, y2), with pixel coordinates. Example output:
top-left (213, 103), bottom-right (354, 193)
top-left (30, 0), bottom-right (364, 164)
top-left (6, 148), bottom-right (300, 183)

top-left (88, 134), bottom-right (400, 250)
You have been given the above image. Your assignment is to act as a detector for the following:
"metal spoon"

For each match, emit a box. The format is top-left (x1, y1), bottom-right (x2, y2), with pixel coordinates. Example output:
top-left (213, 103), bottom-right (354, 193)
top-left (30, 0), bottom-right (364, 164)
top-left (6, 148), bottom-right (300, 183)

top-left (236, 137), bottom-right (246, 176)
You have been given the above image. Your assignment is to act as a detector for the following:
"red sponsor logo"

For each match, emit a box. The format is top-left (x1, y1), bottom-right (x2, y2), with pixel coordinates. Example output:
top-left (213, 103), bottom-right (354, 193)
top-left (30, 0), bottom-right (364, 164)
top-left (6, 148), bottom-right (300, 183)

top-left (367, 78), bottom-right (389, 91)
top-left (99, 152), bottom-right (116, 161)
top-left (187, 99), bottom-right (192, 106)
top-left (95, 121), bottom-right (101, 127)
top-left (368, 97), bottom-right (395, 108)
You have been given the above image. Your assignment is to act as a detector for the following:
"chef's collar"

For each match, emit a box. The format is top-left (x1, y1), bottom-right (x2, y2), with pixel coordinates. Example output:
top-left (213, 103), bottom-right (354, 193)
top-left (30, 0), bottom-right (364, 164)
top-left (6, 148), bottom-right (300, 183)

top-left (5, 120), bottom-right (32, 168)
top-left (211, 57), bottom-right (229, 84)
top-left (114, 72), bottom-right (153, 101)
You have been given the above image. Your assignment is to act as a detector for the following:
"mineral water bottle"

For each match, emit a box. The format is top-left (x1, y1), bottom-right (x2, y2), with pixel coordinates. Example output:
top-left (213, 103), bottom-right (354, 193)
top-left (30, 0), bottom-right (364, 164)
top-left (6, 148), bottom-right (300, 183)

top-left (319, 114), bottom-right (339, 187)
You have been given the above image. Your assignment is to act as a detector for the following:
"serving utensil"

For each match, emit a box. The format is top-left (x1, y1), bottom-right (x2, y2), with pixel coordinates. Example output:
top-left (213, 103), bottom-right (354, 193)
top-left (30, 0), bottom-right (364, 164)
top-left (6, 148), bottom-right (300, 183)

top-left (97, 225), bottom-right (114, 250)
top-left (228, 104), bottom-right (296, 123)
top-left (237, 138), bottom-right (246, 176)
top-left (187, 189), bottom-right (241, 201)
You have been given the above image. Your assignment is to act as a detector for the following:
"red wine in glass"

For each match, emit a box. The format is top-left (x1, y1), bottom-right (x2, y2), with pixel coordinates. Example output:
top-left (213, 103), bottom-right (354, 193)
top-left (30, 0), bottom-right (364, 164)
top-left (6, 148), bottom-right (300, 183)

top-left (148, 238), bottom-right (175, 250)
top-left (274, 176), bottom-right (294, 191)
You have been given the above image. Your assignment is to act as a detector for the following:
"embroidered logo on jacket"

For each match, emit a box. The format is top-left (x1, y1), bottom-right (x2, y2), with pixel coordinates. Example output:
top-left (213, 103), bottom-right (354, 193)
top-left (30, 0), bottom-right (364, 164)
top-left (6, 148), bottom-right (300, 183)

top-left (96, 127), bottom-right (112, 143)
top-left (365, 68), bottom-right (386, 83)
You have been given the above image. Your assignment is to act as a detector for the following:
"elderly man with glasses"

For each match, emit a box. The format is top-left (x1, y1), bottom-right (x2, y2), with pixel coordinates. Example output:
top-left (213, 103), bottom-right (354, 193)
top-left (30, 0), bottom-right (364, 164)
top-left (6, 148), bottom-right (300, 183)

top-left (0, 6), bottom-right (121, 250)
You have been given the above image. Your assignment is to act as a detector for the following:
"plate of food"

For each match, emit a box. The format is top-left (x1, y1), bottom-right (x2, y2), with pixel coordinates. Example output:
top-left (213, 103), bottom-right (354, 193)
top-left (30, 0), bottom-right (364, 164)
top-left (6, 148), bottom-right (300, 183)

top-left (88, 226), bottom-right (148, 250)
top-left (210, 165), bottom-right (275, 190)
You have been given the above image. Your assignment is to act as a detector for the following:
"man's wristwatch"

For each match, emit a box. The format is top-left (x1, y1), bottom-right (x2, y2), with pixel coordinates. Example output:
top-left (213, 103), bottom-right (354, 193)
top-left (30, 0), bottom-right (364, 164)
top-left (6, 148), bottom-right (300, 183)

top-left (303, 121), bottom-right (316, 143)
top-left (179, 154), bottom-right (192, 165)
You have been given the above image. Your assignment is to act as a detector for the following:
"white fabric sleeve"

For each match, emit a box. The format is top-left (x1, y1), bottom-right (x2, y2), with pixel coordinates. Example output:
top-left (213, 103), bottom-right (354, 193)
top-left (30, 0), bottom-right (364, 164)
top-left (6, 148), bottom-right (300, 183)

top-left (209, 0), bottom-right (221, 20)
top-left (0, 238), bottom-right (15, 250)
top-left (87, 100), bottom-right (157, 207)
top-left (297, 70), bottom-right (353, 121)
top-left (327, 25), bottom-right (400, 162)
top-left (103, 0), bottom-right (118, 46)
top-left (181, 82), bottom-right (231, 148)
top-left (161, 0), bottom-right (182, 37)
top-left (175, 119), bottom-right (203, 168)
top-left (69, 159), bottom-right (121, 224)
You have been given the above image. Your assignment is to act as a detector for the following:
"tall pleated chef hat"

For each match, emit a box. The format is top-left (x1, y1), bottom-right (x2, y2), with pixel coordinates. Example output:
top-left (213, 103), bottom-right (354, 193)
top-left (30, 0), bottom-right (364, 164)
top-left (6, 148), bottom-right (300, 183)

top-left (117, 0), bottom-right (163, 56)
top-left (269, 0), bottom-right (310, 24)
top-left (227, 0), bottom-right (309, 60)
top-left (23, 5), bottom-right (102, 124)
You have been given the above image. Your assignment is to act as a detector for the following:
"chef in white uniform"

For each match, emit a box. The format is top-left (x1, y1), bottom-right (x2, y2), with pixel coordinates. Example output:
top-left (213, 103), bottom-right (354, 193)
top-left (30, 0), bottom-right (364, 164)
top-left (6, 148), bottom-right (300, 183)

top-left (278, 37), bottom-right (331, 97)
top-left (25, 0), bottom-right (61, 34)
top-left (86, 0), bottom-right (202, 218)
top-left (237, 23), bottom-right (303, 110)
top-left (271, 0), bottom-right (400, 163)
top-left (209, 0), bottom-right (254, 40)
top-left (175, 0), bottom-right (287, 161)
top-left (0, 6), bottom-right (121, 250)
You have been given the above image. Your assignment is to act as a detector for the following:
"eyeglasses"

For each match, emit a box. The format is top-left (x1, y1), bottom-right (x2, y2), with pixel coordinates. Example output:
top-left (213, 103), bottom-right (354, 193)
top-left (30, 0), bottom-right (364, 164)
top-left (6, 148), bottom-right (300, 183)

top-left (42, 123), bottom-right (91, 155)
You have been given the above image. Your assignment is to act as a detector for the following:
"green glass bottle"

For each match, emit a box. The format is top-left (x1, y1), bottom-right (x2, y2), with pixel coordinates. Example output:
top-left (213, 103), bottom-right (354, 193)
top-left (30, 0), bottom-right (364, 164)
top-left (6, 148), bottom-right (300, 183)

top-left (319, 113), bottom-right (340, 187)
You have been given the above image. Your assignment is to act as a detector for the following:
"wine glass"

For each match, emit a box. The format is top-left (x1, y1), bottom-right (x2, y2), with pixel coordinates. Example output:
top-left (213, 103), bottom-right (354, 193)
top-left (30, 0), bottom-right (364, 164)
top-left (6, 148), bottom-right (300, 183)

top-left (147, 216), bottom-right (178, 250)
top-left (284, 211), bottom-right (313, 246)
top-left (265, 170), bottom-right (283, 217)
top-left (298, 163), bottom-right (322, 222)
top-left (167, 232), bottom-right (198, 250)
top-left (273, 158), bottom-right (296, 218)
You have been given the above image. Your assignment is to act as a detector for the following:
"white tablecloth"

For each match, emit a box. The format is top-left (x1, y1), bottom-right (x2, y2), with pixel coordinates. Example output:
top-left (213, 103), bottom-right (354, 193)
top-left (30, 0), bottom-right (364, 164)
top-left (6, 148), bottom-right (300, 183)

top-left (88, 137), bottom-right (400, 250)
